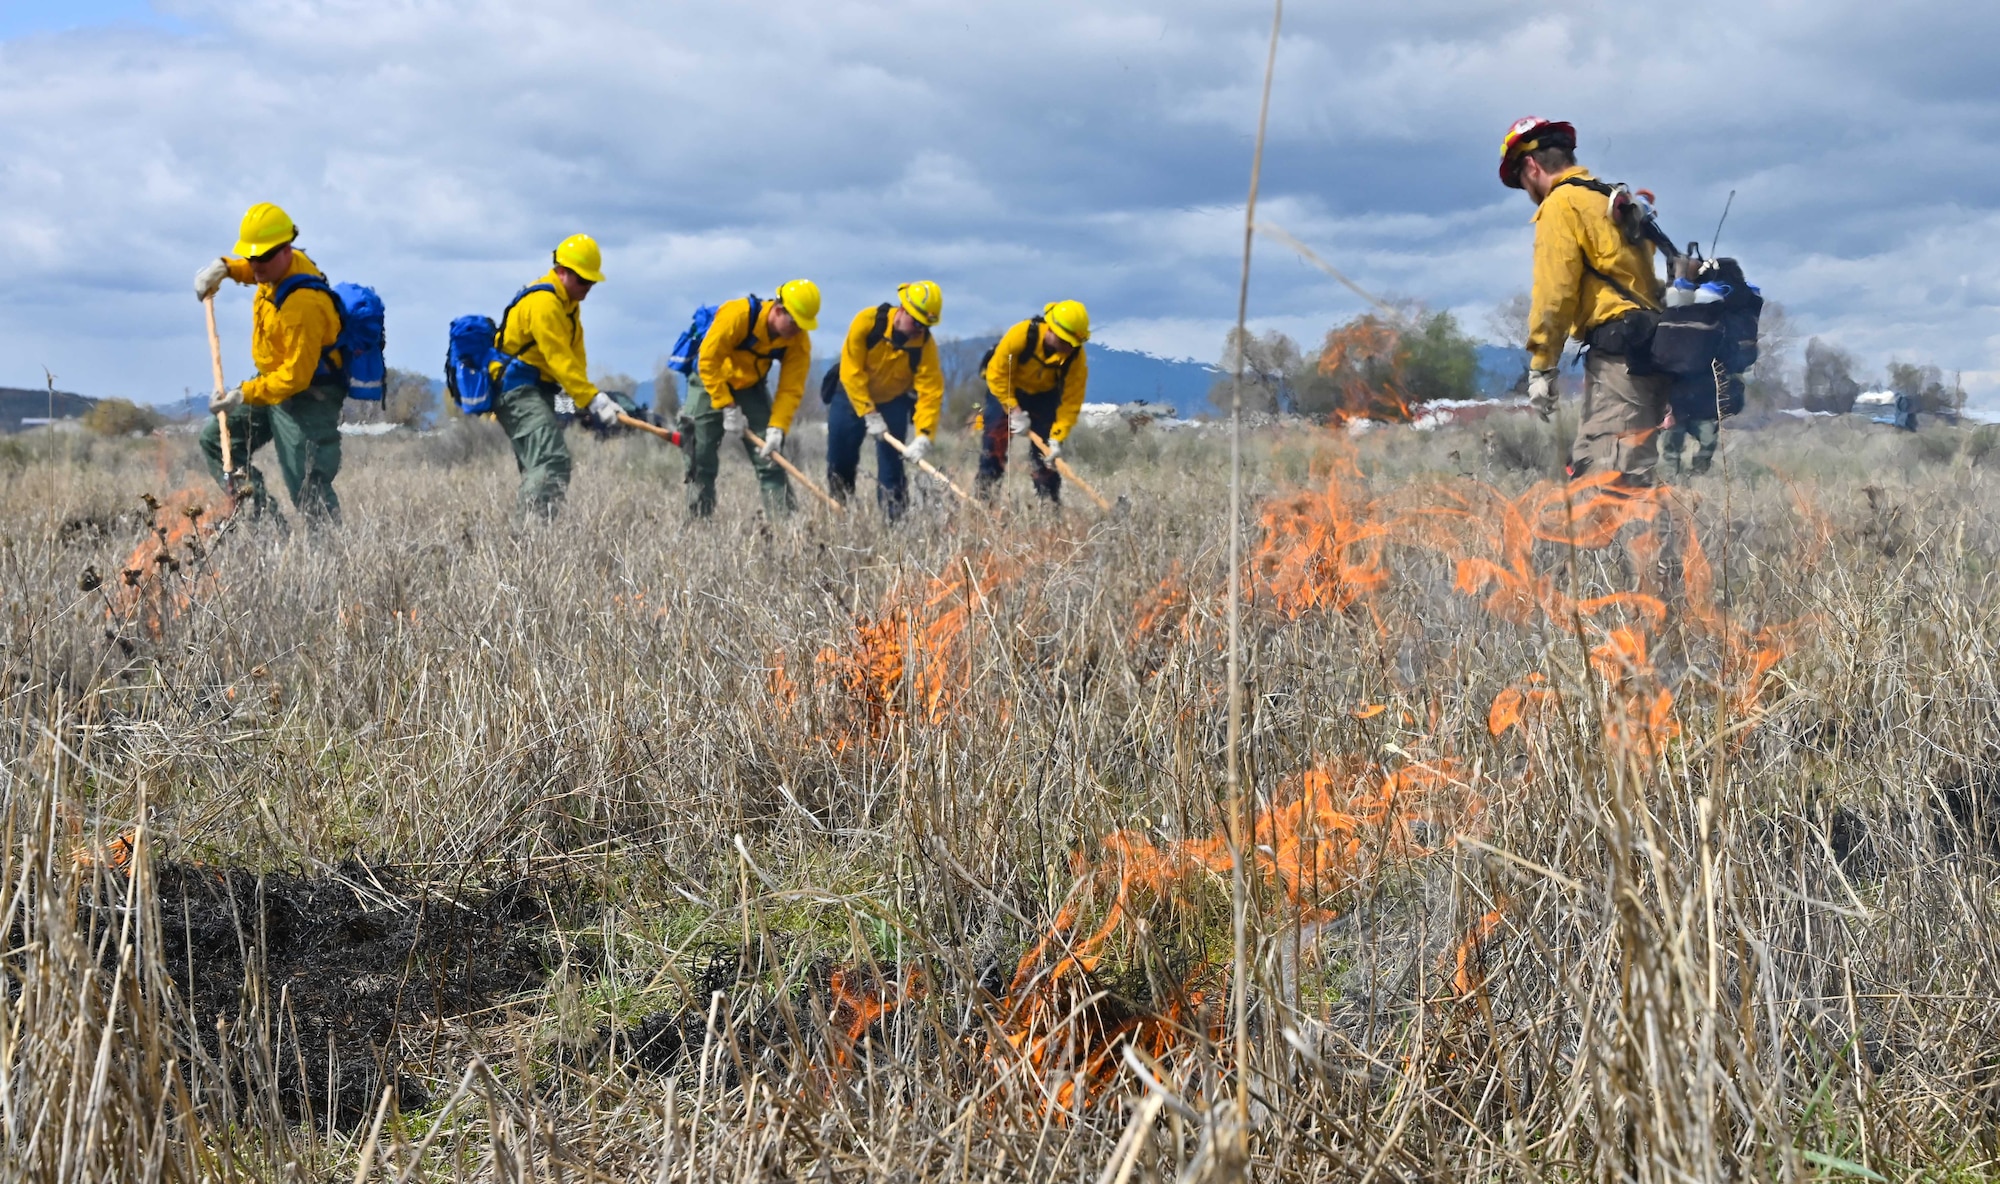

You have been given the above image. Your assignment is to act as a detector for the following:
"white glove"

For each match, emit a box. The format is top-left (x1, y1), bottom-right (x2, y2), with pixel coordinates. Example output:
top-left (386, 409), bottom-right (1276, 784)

top-left (904, 434), bottom-right (931, 464)
top-left (1008, 406), bottom-right (1030, 435)
top-left (1043, 438), bottom-right (1063, 461)
top-left (722, 404), bottom-right (747, 434)
top-left (209, 385), bottom-right (242, 414)
top-left (864, 411), bottom-right (888, 437)
top-left (194, 258), bottom-right (229, 302)
top-left (1527, 369), bottom-right (1558, 421)
top-left (758, 426), bottom-right (785, 458)
top-left (554, 394), bottom-right (577, 422)
top-left (587, 392), bottom-right (622, 428)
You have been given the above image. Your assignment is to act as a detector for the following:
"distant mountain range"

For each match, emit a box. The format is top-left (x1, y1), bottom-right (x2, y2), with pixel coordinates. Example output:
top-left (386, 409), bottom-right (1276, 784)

top-left (0, 387), bottom-right (95, 432)
top-left (28, 339), bottom-right (1529, 430)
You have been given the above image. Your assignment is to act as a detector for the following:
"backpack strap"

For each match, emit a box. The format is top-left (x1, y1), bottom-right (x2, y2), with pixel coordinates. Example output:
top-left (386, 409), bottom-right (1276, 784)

top-left (496, 283), bottom-right (560, 345)
top-left (271, 272), bottom-right (335, 311)
top-left (269, 273), bottom-right (349, 385)
top-left (493, 282), bottom-right (562, 386)
top-left (1548, 178), bottom-right (1663, 313)
top-left (739, 293), bottom-right (788, 362)
top-left (1554, 175), bottom-right (1683, 261)
top-left (869, 303), bottom-right (924, 376)
top-left (1017, 316), bottom-right (1078, 389)
top-left (1579, 259), bottom-right (1659, 315)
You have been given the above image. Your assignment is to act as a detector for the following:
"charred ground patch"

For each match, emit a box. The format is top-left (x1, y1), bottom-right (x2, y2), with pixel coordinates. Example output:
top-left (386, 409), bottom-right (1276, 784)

top-left (89, 862), bottom-right (554, 1130)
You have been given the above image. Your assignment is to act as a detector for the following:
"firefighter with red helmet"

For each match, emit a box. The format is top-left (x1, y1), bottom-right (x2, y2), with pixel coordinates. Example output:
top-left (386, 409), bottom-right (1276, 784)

top-left (1500, 117), bottom-right (1670, 483)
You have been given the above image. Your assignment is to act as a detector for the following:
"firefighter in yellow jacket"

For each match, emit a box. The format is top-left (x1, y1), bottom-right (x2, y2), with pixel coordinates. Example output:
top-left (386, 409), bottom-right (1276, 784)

top-left (1502, 117), bottom-right (1669, 483)
top-left (486, 235), bottom-right (632, 519)
top-left (823, 282), bottom-right (945, 519)
top-left (976, 301), bottom-right (1089, 502)
top-left (192, 203), bottom-right (346, 523)
top-left (685, 280), bottom-right (818, 518)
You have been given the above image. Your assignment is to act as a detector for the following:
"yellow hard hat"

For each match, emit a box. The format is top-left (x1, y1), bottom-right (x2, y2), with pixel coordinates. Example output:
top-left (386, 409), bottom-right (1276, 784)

top-left (1042, 300), bottom-right (1091, 346)
top-left (553, 234), bottom-right (605, 283)
top-left (234, 202), bottom-right (298, 258)
top-left (898, 280), bottom-right (943, 327)
top-left (777, 278), bottom-right (820, 331)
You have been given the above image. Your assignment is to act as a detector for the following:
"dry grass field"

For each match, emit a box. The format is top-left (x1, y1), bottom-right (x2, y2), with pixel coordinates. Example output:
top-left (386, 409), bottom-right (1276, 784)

top-left (5, 409), bottom-right (2000, 1181)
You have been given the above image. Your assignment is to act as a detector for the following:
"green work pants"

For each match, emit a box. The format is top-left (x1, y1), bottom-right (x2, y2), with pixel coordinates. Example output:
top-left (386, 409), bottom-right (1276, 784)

top-left (199, 385), bottom-right (344, 523)
top-left (1661, 417), bottom-right (1719, 476)
top-left (491, 380), bottom-right (572, 520)
top-left (682, 374), bottom-right (793, 519)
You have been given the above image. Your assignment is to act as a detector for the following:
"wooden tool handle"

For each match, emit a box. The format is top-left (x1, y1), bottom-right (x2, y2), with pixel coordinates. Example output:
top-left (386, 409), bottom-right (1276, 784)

top-left (880, 432), bottom-right (972, 503)
top-left (745, 429), bottom-right (844, 513)
top-left (617, 412), bottom-right (681, 444)
top-left (1028, 431), bottom-right (1111, 511)
top-left (204, 296), bottom-right (234, 476)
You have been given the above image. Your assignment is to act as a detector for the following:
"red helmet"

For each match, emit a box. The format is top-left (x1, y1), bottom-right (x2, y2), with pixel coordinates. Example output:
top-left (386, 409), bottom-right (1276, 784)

top-left (1499, 117), bottom-right (1576, 189)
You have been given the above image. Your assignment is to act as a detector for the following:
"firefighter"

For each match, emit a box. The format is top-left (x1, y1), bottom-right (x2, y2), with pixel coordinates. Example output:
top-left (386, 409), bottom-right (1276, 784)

top-left (975, 300), bottom-right (1089, 503)
top-left (1501, 117), bottom-right (1669, 484)
top-left (685, 280), bottom-right (818, 519)
top-left (485, 234), bottom-right (632, 519)
top-left (191, 202), bottom-right (348, 523)
top-left (824, 282), bottom-right (945, 518)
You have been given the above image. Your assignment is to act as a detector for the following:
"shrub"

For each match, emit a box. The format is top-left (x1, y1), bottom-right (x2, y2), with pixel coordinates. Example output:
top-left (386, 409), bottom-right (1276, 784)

top-left (81, 398), bottom-right (162, 437)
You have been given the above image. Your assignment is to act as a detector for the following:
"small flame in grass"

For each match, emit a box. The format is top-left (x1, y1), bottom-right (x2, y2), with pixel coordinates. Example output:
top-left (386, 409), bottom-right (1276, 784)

top-left (1487, 674), bottom-right (1555, 737)
top-left (1254, 463), bottom-right (1392, 619)
top-left (1451, 905), bottom-right (1508, 999)
top-left (810, 759), bottom-right (1479, 1113)
top-left (1127, 564), bottom-right (1191, 650)
top-left (71, 832), bottom-right (134, 871)
top-left (817, 556), bottom-right (1010, 733)
top-left (824, 966), bottom-right (924, 1069)
top-left (767, 650), bottom-right (799, 709)
top-left (110, 488), bottom-right (231, 637)
top-left (980, 758), bottom-right (1477, 1110)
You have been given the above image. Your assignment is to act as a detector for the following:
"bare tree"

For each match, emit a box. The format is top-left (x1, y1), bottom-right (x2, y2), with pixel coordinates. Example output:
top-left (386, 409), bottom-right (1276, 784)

top-left (1484, 291), bottom-right (1532, 351)
top-left (382, 367), bottom-right (438, 427)
top-left (1209, 327), bottom-right (1301, 415)
top-left (1746, 301), bottom-right (1796, 407)
top-left (650, 358), bottom-right (682, 421)
top-left (1803, 338), bottom-right (1861, 414)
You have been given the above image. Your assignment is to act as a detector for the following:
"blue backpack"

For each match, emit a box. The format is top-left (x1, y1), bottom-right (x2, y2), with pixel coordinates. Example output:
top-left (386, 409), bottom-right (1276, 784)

top-left (271, 274), bottom-right (386, 399)
top-left (444, 283), bottom-right (557, 415)
top-left (667, 294), bottom-right (764, 376)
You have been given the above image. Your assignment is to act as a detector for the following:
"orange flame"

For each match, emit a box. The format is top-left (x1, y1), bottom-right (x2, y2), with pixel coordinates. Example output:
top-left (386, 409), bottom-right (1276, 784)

top-left (1253, 464), bottom-right (1392, 618)
top-left (1316, 316), bottom-right (1415, 424)
top-left (817, 556), bottom-right (1010, 733)
top-left (1451, 905), bottom-right (1507, 998)
top-left (824, 967), bottom-right (924, 1069)
top-left (985, 758), bottom-right (1477, 1110)
top-left (110, 488), bottom-right (231, 637)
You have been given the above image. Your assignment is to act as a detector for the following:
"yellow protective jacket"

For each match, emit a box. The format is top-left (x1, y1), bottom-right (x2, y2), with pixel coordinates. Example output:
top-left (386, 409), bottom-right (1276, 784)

top-left (224, 251), bottom-right (342, 406)
top-left (697, 295), bottom-right (812, 430)
top-left (838, 303), bottom-right (945, 437)
top-left (1526, 167), bottom-right (1664, 371)
top-left (497, 270), bottom-right (597, 400)
top-left (984, 317), bottom-right (1088, 441)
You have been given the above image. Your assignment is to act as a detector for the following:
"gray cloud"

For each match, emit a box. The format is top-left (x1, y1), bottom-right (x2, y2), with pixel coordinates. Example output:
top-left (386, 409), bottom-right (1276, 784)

top-left (0, 0), bottom-right (1996, 405)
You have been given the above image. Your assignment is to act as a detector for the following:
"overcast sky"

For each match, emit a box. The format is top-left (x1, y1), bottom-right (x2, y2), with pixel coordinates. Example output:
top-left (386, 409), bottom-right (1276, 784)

top-left (2, 0), bottom-right (1996, 407)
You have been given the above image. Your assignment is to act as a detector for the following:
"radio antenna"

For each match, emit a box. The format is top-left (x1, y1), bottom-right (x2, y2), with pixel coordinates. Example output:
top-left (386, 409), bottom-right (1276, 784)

top-left (1710, 189), bottom-right (1737, 257)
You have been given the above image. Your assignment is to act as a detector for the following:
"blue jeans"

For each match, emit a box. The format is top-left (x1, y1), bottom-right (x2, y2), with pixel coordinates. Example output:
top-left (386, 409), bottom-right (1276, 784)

top-left (976, 389), bottom-right (1061, 502)
top-left (826, 390), bottom-right (916, 518)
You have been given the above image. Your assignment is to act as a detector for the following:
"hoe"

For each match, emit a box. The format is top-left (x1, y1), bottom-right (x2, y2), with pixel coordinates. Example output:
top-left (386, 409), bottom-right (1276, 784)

top-left (202, 295), bottom-right (246, 497)
top-left (1028, 431), bottom-right (1112, 512)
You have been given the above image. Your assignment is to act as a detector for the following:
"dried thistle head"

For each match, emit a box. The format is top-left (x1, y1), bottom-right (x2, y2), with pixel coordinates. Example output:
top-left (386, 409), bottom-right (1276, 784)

top-left (77, 566), bottom-right (101, 593)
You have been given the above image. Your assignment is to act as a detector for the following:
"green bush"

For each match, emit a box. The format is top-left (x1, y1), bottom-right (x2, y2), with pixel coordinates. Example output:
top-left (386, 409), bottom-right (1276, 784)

top-left (81, 398), bottom-right (162, 437)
